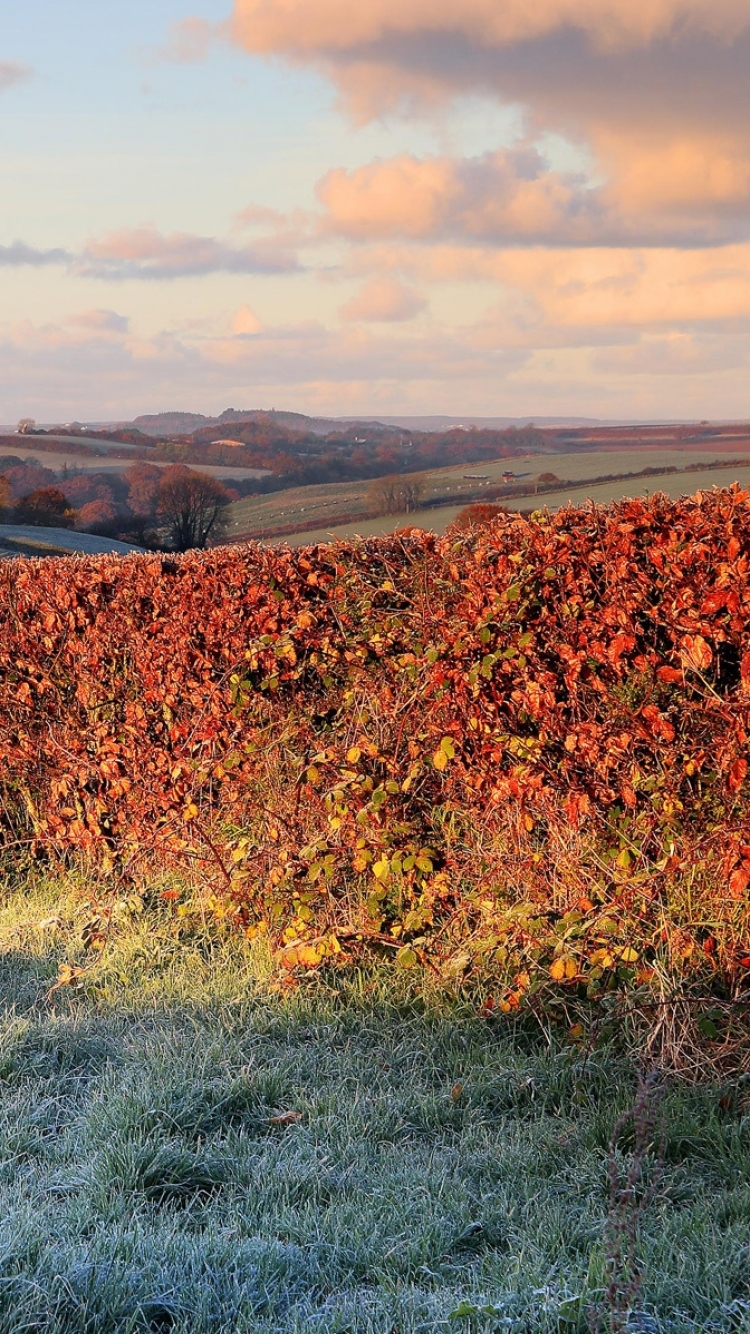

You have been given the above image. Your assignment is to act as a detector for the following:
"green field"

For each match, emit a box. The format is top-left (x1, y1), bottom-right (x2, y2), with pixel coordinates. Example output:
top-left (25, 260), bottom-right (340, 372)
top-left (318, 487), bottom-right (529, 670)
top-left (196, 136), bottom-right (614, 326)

top-left (226, 448), bottom-right (750, 546)
top-left (1, 877), bottom-right (749, 1333)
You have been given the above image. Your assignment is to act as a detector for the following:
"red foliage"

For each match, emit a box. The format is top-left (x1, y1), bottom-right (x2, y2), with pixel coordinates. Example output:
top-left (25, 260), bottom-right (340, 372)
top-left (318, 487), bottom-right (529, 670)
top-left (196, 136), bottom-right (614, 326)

top-left (1, 487), bottom-right (749, 994)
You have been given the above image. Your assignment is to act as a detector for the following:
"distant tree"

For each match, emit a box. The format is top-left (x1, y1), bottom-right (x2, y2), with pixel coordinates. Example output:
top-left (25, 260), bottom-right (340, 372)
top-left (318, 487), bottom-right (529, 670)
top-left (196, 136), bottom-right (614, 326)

top-left (0, 475), bottom-right (10, 514)
top-left (61, 474), bottom-right (116, 509)
top-left (450, 503), bottom-right (509, 532)
top-left (124, 461), bottom-right (162, 517)
top-left (74, 499), bottom-right (118, 533)
top-left (15, 486), bottom-right (74, 528)
top-left (156, 466), bottom-right (232, 550)
top-left (537, 472), bottom-right (560, 485)
top-left (16, 418), bottom-right (36, 435)
top-left (367, 474), bottom-right (424, 516)
top-left (2, 462), bottom-right (56, 501)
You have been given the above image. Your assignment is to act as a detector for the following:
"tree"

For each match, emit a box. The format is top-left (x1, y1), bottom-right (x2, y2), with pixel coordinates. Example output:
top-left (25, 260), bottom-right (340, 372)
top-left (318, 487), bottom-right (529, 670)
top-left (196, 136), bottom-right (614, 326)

top-left (0, 475), bottom-right (10, 514)
top-left (156, 466), bottom-right (232, 550)
top-left (15, 487), bottom-right (74, 528)
top-left (124, 462), bottom-right (162, 517)
top-left (16, 418), bottom-right (36, 435)
top-left (367, 474), bottom-right (424, 516)
top-left (74, 499), bottom-right (118, 533)
top-left (449, 503), bottom-right (509, 533)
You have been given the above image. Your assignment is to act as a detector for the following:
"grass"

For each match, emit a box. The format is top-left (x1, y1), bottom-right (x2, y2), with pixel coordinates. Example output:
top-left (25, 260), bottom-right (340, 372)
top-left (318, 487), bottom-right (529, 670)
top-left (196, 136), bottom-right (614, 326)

top-left (224, 447), bottom-right (750, 546)
top-left (1, 876), bottom-right (750, 1333)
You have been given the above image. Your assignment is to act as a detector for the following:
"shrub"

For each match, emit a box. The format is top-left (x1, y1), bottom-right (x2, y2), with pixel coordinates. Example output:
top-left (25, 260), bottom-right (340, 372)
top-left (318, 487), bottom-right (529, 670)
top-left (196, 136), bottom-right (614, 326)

top-left (1, 488), bottom-right (749, 1025)
top-left (449, 503), bottom-right (509, 531)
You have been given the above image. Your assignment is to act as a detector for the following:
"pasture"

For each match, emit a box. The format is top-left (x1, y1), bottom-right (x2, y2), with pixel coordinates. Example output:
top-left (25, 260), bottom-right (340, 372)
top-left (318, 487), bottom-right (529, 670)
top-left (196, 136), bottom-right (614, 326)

top-left (224, 448), bottom-right (750, 545)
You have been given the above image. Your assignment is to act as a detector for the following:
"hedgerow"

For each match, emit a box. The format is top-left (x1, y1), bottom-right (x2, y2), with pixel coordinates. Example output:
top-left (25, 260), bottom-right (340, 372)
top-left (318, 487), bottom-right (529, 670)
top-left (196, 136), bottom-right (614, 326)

top-left (1, 487), bottom-right (750, 1030)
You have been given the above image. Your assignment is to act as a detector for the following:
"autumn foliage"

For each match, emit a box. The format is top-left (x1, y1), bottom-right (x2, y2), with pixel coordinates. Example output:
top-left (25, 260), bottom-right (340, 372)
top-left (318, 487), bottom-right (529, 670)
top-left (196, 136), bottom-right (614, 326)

top-left (2, 487), bottom-right (750, 1013)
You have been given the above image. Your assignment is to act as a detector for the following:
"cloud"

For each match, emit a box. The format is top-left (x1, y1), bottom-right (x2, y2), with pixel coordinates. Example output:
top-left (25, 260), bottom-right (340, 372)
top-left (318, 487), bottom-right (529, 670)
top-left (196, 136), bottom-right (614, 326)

top-left (340, 276), bottom-right (426, 321)
top-left (318, 144), bottom-right (750, 248)
top-left (67, 309), bottom-right (130, 335)
top-left (232, 304), bottom-right (263, 335)
top-left (149, 17), bottom-right (221, 64)
top-left (75, 227), bottom-right (299, 280)
top-left (0, 241), bottom-right (71, 267)
top-left (319, 149), bottom-right (607, 246)
top-left (0, 61), bottom-right (32, 93)
top-left (0, 310), bottom-right (528, 421)
top-left (230, 0), bottom-right (750, 58)
top-left (228, 0), bottom-right (750, 246)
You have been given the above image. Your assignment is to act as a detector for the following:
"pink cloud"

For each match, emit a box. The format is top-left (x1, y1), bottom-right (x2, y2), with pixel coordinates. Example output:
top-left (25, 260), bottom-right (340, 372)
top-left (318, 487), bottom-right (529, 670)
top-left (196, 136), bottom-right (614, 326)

top-left (228, 0), bottom-right (750, 245)
top-left (340, 276), bottom-right (426, 321)
top-left (75, 226), bottom-right (299, 279)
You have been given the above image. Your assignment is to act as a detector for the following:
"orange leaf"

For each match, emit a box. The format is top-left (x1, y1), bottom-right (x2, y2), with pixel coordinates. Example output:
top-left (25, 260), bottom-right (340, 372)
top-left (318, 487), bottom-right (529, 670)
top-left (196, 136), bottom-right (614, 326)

top-left (729, 867), bottom-right (750, 898)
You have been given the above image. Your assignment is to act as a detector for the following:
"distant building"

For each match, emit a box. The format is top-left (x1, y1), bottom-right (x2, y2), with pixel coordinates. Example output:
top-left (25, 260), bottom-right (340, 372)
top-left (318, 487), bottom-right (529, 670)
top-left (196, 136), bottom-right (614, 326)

top-left (502, 471), bottom-right (515, 483)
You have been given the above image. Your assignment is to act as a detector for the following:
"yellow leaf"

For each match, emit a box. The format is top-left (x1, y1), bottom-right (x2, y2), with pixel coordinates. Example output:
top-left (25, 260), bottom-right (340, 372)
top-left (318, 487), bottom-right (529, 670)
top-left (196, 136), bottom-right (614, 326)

top-left (183, 803), bottom-right (199, 822)
top-left (565, 957), bottom-right (577, 979)
top-left (590, 948), bottom-right (614, 968)
top-left (297, 945), bottom-right (322, 968)
top-left (433, 748), bottom-right (448, 772)
top-left (549, 958), bottom-right (567, 981)
top-left (618, 946), bottom-right (639, 964)
top-left (347, 746), bottom-right (362, 763)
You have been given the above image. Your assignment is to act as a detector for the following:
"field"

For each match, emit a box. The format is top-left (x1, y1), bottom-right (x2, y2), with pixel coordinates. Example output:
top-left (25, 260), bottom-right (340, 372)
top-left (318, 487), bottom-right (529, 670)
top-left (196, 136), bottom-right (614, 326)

top-left (226, 448), bottom-right (750, 545)
top-left (2, 877), bottom-right (750, 1334)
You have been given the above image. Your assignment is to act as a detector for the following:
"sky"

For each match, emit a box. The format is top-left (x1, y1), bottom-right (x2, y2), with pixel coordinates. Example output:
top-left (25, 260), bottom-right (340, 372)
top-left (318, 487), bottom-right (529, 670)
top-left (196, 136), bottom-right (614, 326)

top-left (1, 0), bottom-right (750, 422)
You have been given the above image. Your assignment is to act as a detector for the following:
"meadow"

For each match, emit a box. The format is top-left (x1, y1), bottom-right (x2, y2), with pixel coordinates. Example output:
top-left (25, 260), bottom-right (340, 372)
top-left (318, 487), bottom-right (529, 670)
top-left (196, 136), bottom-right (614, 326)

top-left (1, 876), bottom-right (750, 1334)
top-left (225, 449), bottom-right (750, 545)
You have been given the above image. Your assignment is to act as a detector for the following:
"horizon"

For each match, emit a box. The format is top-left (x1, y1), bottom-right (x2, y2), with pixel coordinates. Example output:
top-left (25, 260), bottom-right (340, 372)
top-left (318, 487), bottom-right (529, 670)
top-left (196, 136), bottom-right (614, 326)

top-left (2, 1), bottom-right (750, 421)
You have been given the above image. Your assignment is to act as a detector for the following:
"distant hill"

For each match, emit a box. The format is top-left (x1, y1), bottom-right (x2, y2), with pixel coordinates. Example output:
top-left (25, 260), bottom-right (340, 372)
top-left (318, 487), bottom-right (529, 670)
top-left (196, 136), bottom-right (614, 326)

top-left (372, 415), bottom-right (617, 431)
top-left (131, 408), bottom-right (402, 439)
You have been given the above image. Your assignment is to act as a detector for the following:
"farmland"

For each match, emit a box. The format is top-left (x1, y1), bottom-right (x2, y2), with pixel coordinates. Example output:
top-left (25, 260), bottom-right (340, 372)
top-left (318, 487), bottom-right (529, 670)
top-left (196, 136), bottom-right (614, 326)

top-left (226, 447), bottom-right (750, 544)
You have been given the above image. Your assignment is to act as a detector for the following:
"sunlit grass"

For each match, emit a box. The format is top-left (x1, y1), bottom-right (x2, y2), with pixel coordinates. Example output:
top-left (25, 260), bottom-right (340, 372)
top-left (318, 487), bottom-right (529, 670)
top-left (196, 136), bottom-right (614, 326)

top-left (1, 874), bottom-right (749, 1333)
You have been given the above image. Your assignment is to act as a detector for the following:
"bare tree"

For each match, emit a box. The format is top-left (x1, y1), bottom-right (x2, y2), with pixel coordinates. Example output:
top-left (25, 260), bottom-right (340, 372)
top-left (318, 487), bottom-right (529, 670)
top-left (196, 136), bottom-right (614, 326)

top-left (16, 418), bottom-right (36, 435)
top-left (156, 465), bottom-right (232, 551)
top-left (367, 473), bottom-right (424, 517)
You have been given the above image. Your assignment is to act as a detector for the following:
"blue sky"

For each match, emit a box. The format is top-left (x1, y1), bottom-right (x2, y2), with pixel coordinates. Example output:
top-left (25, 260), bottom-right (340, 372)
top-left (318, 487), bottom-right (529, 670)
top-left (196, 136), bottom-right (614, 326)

top-left (1, 0), bottom-right (750, 422)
